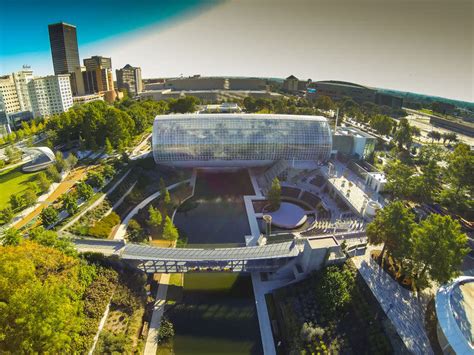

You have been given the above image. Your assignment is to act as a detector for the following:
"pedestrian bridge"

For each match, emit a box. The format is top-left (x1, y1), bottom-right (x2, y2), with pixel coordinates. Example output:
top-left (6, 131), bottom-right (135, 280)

top-left (74, 238), bottom-right (300, 273)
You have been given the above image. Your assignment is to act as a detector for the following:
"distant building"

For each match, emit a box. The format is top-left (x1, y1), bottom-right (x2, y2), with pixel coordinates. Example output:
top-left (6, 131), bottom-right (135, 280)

top-left (164, 76), bottom-right (227, 91)
top-left (83, 56), bottom-right (114, 94)
top-left (73, 93), bottom-right (104, 105)
top-left (332, 126), bottom-right (377, 159)
top-left (282, 75), bottom-right (299, 93)
top-left (12, 68), bottom-right (34, 112)
top-left (198, 103), bottom-right (242, 113)
top-left (116, 64), bottom-right (143, 96)
top-left (7, 111), bottom-right (34, 130)
top-left (71, 66), bottom-right (86, 96)
top-left (48, 22), bottom-right (81, 95)
top-left (28, 75), bottom-right (73, 117)
top-left (228, 78), bottom-right (267, 91)
top-left (308, 80), bottom-right (403, 109)
top-left (0, 74), bottom-right (21, 114)
top-left (139, 89), bottom-right (283, 103)
top-left (48, 22), bottom-right (81, 75)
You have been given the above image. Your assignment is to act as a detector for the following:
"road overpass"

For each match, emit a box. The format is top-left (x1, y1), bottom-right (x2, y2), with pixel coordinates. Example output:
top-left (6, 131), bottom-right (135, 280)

top-left (74, 238), bottom-right (301, 273)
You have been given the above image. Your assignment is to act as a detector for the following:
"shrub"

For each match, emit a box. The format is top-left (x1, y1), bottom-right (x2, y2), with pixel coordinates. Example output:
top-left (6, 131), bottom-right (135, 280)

top-left (40, 206), bottom-right (59, 227)
top-left (76, 182), bottom-right (94, 201)
top-left (300, 322), bottom-right (325, 343)
top-left (46, 165), bottom-right (61, 183)
top-left (157, 318), bottom-right (175, 343)
top-left (89, 212), bottom-right (120, 238)
top-left (87, 171), bottom-right (105, 189)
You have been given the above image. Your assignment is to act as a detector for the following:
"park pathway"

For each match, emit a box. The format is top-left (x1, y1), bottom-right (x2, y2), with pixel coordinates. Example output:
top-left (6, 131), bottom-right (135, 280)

top-left (352, 252), bottom-right (433, 355)
top-left (13, 165), bottom-right (92, 230)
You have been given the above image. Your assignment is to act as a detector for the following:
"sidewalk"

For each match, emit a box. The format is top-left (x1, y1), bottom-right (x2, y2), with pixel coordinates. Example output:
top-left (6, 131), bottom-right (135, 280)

top-left (352, 252), bottom-right (433, 355)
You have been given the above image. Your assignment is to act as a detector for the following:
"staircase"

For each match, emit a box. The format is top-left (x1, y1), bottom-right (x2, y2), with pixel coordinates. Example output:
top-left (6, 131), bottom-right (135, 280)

top-left (258, 159), bottom-right (290, 193)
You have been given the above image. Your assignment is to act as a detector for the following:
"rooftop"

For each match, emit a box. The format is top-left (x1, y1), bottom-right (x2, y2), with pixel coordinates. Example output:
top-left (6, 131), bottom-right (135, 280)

top-left (154, 113), bottom-right (329, 122)
top-left (336, 126), bottom-right (376, 139)
top-left (436, 276), bottom-right (474, 354)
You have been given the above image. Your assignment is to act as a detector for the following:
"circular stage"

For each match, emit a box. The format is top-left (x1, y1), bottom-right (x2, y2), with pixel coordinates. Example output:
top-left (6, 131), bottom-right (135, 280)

top-left (269, 202), bottom-right (308, 229)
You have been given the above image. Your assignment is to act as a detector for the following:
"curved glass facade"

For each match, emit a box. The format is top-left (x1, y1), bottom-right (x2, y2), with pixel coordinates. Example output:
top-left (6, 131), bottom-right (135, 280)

top-left (152, 114), bottom-right (332, 167)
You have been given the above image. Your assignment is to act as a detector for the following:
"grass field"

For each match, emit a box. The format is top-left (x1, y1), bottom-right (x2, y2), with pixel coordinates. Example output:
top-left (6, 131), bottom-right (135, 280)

top-left (0, 166), bottom-right (39, 210)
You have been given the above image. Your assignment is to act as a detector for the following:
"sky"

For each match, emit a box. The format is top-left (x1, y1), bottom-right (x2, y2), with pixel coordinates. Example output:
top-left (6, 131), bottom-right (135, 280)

top-left (0, 0), bottom-right (472, 102)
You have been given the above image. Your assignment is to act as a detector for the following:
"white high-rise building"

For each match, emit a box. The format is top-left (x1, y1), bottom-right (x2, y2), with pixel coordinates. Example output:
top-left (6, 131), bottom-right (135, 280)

top-left (28, 74), bottom-right (73, 117)
top-left (12, 68), bottom-right (34, 112)
top-left (0, 75), bottom-right (21, 114)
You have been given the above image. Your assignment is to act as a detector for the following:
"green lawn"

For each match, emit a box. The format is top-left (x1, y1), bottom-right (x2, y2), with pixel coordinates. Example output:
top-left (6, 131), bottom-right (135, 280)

top-left (0, 166), bottom-right (40, 210)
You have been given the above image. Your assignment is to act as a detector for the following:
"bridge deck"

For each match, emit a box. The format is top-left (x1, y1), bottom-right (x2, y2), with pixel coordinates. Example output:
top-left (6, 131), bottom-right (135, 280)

top-left (122, 241), bottom-right (299, 261)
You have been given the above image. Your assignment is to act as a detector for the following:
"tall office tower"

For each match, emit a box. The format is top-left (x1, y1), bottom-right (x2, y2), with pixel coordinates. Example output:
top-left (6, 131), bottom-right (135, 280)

top-left (83, 56), bottom-right (114, 93)
top-left (12, 67), bottom-right (34, 112)
top-left (48, 22), bottom-right (80, 75)
top-left (116, 64), bottom-right (143, 96)
top-left (28, 75), bottom-right (73, 117)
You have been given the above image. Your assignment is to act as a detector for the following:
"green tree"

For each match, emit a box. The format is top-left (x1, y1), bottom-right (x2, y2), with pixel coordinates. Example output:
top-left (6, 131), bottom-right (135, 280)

top-left (9, 194), bottom-right (25, 211)
top-left (147, 205), bottom-right (162, 228)
top-left (384, 160), bottom-right (415, 200)
top-left (46, 165), bottom-right (61, 183)
top-left (0, 228), bottom-right (22, 246)
top-left (104, 137), bottom-right (113, 155)
top-left (369, 114), bottom-right (394, 136)
top-left (267, 177), bottom-right (281, 210)
top-left (62, 192), bottom-right (79, 216)
top-left (411, 215), bottom-right (469, 289)
top-left (55, 151), bottom-right (66, 172)
top-left (127, 219), bottom-right (146, 243)
top-left (0, 207), bottom-right (13, 225)
top-left (157, 318), bottom-right (175, 343)
top-left (314, 95), bottom-right (335, 111)
top-left (40, 206), bottom-right (59, 227)
top-left (102, 164), bottom-right (115, 180)
top-left (413, 159), bottom-right (441, 203)
top-left (445, 143), bottom-right (474, 196)
top-left (427, 130), bottom-right (441, 143)
top-left (315, 266), bottom-right (355, 316)
top-left (366, 201), bottom-right (415, 266)
top-left (87, 171), bottom-right (105, 189)
top-left (168, 96), bottom-right (200, 113)
top-left (163, 189), bottom-right (171, 213)
top-left (36, 172), bottom-right (51, 193)
top-left (0, 242), bottom-right (86, 352)
top-left (65, 153), bottom-right (78, 170)
top-left (162, 216), bottom-right (178, 241)
top-left (29, 227), bottom-right (77, 257)
top-left (393, 118), bottom-right (414, 150)
top-left (76, 182), bottom-right (94, 201)
top-left (22, 188), bottom-right (37, 207)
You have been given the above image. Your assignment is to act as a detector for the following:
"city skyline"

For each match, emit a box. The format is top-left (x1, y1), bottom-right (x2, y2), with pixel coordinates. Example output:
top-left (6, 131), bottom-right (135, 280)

top-left (0, 0), bottom-right (473, 102)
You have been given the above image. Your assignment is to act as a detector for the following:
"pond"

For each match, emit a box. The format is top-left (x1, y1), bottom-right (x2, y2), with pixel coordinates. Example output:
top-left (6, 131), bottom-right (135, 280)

top-left (160, 273), bottom-right (263, 355)
top-left (174, 170), bottom-right (254, 246)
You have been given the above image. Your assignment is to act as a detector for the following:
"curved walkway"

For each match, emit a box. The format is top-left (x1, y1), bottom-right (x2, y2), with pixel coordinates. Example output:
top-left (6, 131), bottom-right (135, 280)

top-left (112, 179), bottom-right (191, 240)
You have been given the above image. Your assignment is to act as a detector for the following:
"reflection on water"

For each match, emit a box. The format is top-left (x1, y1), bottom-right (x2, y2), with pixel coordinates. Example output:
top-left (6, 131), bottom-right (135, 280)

top-left (163, 273), bottom-right (263, 355)
top-left (175, 170), bottom-right (254, 246)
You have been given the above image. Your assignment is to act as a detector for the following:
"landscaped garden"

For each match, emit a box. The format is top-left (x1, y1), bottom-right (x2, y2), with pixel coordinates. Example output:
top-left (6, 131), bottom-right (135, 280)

top-left (268, 261), bottom-right (394, 354)
top-left (0, 166), bottom-right (40, 210)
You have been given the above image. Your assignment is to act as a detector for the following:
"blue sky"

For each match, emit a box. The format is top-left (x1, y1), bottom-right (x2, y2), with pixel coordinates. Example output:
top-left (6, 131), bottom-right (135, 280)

top-left (0, 0), bottom-right (219, 72)
top-left (0, 0), bottom-right (472, 101)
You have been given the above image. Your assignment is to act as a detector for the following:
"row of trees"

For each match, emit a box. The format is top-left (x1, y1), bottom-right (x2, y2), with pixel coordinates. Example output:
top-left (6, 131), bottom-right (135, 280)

top-left (367, 201), bottom-right (469, 290)
top-left (46, 100), bottom-right (167, 151)
top-left (0, 119), bottom-right (46, 146)
top-left (127, 178), bottom-right (178, 243)
top-left (384, 143), bottom-right (473, 217)
top-left (39, 163), bottom-right (115, 228)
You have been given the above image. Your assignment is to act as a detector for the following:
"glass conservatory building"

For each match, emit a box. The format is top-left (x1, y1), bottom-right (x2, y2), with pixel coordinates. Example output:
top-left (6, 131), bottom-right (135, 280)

top-left (152, 114), bottom-right (332, 167)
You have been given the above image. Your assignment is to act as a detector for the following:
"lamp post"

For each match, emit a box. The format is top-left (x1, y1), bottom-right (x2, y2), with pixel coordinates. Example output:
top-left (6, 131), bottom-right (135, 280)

top-left (263, 214), bottom-right (272, 239)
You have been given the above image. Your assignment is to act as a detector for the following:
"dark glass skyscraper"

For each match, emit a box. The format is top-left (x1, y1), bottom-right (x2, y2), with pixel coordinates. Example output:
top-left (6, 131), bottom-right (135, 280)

top-left (48, 22), bottom-right (80, 75)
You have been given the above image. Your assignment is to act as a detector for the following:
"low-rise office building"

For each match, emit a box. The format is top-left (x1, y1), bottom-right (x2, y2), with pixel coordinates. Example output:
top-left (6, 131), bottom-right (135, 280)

top-left (332, 126), bottom-right (377, 159)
